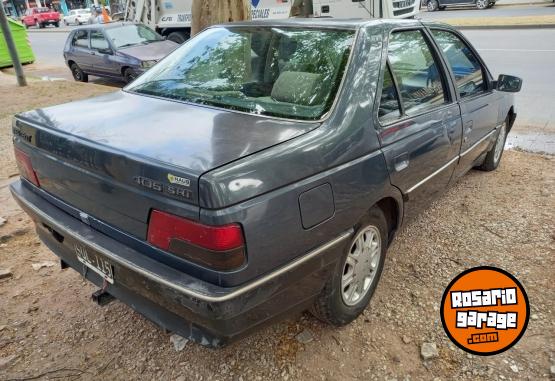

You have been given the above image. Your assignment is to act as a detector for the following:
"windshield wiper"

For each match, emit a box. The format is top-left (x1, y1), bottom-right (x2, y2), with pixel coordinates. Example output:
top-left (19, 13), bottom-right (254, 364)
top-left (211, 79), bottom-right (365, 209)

top-left (118, 43), bottom-right (140, 49)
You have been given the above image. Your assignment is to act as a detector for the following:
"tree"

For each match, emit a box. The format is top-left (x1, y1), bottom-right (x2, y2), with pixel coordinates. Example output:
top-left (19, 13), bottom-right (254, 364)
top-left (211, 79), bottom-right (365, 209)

top-left (191, 0), bottom-right (251, 37)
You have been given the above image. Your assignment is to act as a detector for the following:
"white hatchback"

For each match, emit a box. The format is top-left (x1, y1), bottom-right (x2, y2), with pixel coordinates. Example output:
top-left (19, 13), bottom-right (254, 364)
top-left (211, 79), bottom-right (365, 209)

top-left (63, 9), bottom-right (91, 26)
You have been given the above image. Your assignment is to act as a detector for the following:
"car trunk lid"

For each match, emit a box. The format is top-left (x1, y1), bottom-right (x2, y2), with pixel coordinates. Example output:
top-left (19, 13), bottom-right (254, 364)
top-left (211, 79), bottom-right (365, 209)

top-left (13, 91), bottom-right (318, 239)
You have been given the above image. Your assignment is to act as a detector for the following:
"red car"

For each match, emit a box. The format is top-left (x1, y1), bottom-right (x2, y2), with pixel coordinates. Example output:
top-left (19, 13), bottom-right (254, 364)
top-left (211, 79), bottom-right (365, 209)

top-left (22, 7), bottom-right (61, 28)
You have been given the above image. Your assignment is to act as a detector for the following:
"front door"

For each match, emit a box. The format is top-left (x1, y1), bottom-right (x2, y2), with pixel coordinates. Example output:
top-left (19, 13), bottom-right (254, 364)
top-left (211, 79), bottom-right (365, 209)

top-left (378, 29), bottom-right (462, 219)
top-left (89, 30), bottom-right (119, 76)
top-left (430, 29), bottom-right (500, 176)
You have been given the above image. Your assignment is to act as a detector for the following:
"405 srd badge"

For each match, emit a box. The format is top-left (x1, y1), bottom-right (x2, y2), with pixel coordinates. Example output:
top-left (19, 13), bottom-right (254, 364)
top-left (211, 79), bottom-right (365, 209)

top-left (133, 175), bottom-right (193, 200)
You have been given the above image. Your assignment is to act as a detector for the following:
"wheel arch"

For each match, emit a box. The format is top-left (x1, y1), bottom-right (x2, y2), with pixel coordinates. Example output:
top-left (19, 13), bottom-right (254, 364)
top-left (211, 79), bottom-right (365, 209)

top-left (507, 106), bottom-right (516, 131)
top-left (374, 192), bottom-right (404, 246)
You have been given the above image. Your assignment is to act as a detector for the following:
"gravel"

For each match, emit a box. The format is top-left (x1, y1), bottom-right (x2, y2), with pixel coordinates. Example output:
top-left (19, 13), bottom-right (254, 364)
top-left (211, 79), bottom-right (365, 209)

top-left (421, 342), bottom-right (439, 361)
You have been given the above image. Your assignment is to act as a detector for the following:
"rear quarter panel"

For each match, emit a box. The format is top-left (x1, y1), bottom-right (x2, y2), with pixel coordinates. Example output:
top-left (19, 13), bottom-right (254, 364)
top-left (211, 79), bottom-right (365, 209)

top-left (198, 25), bottom-right (404, 284)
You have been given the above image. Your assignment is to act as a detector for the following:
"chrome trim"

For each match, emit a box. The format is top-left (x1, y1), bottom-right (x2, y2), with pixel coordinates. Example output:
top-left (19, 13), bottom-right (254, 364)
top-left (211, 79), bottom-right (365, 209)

top-left (406, 156), bottom-right (459, 194)
top-left (406, 126), bottom-right (501, 194)
top-left (13, 189), bottom-right (352, 303)
top-left (460, 128), bottom-right (497, 158)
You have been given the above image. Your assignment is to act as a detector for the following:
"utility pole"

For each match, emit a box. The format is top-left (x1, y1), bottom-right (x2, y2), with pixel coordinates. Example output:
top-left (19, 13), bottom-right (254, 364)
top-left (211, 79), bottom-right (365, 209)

top-left (0, 3), bottom-right (27, 86)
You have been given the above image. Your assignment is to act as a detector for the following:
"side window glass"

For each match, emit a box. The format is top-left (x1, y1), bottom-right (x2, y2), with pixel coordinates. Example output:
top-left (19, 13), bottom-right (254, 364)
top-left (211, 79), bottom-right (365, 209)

top-left (431, 30), bottom-right (486, 98)
top-left (388, 30), bottom-right (447, 116)
top-left (378, 64), bottom-right (402, 123)
top-left (72, 30), bottom-right (88, 48)
top-left (90, 31), bottom-right (109, 51)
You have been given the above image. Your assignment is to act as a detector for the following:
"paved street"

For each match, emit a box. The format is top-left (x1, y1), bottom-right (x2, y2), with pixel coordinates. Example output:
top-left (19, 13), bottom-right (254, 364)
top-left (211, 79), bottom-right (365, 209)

top-left (420, 3), bottom-right (555, 20)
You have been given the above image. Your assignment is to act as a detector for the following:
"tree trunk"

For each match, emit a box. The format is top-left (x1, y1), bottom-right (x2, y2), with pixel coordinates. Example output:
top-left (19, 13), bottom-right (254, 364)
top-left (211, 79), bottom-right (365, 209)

top-left (191, 0), bottom-right (251, 37)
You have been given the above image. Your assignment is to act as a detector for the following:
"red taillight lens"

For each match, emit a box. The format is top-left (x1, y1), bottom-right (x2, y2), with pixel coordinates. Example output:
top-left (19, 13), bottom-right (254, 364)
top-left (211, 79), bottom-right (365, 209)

top-left (147, 210), bottom-right (246, 271)
top-left (14, 147), bottom-right (40, 187)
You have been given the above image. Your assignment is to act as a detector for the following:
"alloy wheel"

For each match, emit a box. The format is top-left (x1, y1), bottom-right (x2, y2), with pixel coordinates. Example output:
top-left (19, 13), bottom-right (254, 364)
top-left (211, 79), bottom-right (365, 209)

top-left (341, 226), bottom-right (382, 306)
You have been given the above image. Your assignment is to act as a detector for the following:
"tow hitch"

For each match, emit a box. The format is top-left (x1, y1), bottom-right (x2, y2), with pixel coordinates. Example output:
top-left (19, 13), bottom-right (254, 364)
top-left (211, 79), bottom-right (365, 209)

top-left (91, 288), bottom-right (115, 306)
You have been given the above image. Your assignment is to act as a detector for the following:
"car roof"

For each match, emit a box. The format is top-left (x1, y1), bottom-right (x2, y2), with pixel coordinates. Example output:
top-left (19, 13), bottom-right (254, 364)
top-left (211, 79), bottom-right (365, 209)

top-left (72, 21), bottom-right (139, 31)
top-left (217, 18), bottom-right (455, 32)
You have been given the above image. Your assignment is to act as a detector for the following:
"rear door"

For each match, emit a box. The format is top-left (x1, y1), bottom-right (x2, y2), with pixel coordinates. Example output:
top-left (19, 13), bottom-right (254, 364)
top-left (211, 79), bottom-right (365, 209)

top-left (69, 30), bottom-right (92, 71)
top-left (430, 28), bottom-right (499, 176)
top-left (377, 28), bottom-right (462, 217)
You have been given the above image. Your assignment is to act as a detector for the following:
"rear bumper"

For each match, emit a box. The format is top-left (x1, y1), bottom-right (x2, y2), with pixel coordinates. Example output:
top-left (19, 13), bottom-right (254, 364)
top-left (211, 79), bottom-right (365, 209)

top-left (10, 180), bottom-right (350, 347)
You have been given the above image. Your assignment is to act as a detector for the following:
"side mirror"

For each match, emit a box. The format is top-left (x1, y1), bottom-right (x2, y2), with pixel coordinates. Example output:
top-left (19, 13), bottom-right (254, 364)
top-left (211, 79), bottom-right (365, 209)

top-left (98, 48), bottom-right (113, 55)
top-left (494, 74), bottom-right (522, 93)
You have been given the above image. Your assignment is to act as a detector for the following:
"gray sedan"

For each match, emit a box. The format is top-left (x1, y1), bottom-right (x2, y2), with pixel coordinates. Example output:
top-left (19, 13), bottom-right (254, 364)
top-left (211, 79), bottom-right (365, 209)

top-left (63, 22), bottom-right (178, 83)
top-left (13, 19), bottom-right (521, 346)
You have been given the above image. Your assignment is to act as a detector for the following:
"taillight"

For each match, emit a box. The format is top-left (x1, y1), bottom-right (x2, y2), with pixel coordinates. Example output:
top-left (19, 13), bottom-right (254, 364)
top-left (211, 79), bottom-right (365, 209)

top-left (147, 210), bottom-right (246, 271)
top-left (14, 147), bottom-right (40, 187)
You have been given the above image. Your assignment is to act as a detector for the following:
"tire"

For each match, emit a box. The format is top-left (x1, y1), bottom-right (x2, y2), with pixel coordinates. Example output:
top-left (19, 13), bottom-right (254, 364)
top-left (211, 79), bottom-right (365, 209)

top-left (123, 67), bottom-right (138, 84)
top-left (38, 22), bottom-right (45, 29)
top-left (64, 20), bottom-right (68, 26)
top-left (427, 0), bottom-right (439, 11)
top-left (310, 207), bottom-right (388, 326)
top-left (477, 120), bottom-right (507, 171)
top-left (54, 22), bottom-right (60, 28)
top-left (70, 63), bottom-right (88, 82)
top-left (476, 0), bottom-right (489, 9)
top-left (166, 31), bottom-right (189, 44)
top-left (77, 20), bottom-right (82, 25)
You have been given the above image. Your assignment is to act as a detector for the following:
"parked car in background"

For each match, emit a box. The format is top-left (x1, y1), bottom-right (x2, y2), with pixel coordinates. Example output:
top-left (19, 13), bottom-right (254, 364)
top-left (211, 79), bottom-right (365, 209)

top-left (21, 7), bottom-right (60, 28)
top-left (424, 0), bottom-right (495, 11)
top-left (12, 19), bottom-right (521, 347)
top-left (63, 9), bottom-right (92, 26)
top-left (63, 22), bottom-right (178, 83)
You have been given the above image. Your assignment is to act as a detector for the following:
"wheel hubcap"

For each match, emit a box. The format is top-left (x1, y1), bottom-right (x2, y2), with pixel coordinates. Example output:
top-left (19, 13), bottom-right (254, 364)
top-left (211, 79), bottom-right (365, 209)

top-left (341, 226), bottom-right (382, 306)
top-left (494, 123), bottom-right (506, 163)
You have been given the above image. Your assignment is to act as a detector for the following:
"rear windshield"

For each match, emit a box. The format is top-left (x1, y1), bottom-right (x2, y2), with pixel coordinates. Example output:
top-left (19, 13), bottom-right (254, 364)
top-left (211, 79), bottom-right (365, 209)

top-left (127, 26), bottom-right (355, 120)
top-left (37, 8), bottom-right (51, 13)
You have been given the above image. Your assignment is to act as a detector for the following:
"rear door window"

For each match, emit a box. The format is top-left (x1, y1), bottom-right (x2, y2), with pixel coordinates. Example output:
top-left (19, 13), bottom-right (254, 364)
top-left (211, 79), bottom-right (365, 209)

top-left (431, 29), bottom-right (487, 98)
top-left (387, 30), bottom-right (448, 116)
top-left (90, 30), bottom-right (110, 51)
top-left (72, 30), bottom-right (89, 48)
top-left (378, 64), bottom-right (402, 123)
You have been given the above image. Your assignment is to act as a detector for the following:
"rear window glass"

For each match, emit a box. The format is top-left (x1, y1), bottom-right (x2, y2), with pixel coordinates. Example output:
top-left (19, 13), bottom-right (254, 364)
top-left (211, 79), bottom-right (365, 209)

top-left (72, 30), bottom-right (88, 48)
top-left (127, 26), bottom-right (355, 121)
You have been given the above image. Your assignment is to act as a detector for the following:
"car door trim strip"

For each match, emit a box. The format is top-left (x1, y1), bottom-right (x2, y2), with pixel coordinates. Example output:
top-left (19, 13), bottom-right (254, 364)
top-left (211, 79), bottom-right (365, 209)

top-left (406, 125), bottom-right (500, 194)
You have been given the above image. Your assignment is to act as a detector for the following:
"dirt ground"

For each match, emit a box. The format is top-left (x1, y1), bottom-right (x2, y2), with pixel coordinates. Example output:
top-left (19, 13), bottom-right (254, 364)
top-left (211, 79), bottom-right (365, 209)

top-left (0, 78), bottom-right (554, 381)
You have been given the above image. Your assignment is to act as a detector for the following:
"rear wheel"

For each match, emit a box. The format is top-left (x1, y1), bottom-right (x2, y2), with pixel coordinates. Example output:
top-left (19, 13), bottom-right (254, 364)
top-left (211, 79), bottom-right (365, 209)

top-left (38, 22), bottom-right (45, 29)
top-left (310, 208), bottom-right (388, 326)
top-left (70, 63), bottom-right (88, 82)
top-left (54, 21), bottom-right (60, 27)
top-left (166, 31), bottom-right (189, 44)
top-left (427, 0), bottom-right (439, 11)
top-left (477, 120), bottom-right (507, 171)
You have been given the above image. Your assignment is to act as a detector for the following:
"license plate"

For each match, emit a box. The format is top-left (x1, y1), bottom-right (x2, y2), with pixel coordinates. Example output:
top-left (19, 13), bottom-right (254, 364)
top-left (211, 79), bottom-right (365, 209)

top-left (74, 244), bottom-right (114, 283)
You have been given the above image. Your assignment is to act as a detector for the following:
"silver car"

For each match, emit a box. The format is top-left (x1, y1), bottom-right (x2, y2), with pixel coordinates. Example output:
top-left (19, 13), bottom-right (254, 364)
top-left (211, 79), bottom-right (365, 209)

top-left (63, 22), bottom-right (179, 83)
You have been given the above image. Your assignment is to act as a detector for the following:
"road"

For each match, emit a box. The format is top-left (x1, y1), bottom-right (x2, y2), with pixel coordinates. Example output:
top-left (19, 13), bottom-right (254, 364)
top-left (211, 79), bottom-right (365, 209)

top-left (420, 3), bottom-right (555, 20)
top-left (26, 27), bottom-right (555, 134)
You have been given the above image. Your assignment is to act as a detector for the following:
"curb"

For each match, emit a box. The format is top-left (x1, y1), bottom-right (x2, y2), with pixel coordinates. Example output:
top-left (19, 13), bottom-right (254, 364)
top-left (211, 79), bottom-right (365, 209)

top-left (454, 23), bottom-right (555, 29)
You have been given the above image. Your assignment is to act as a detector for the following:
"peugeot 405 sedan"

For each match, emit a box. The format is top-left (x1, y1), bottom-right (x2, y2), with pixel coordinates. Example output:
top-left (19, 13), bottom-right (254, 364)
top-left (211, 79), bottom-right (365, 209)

top-left (11, 19), bottom-right (521, 347)
top-left (63, 22), bottom-right (178, 83)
